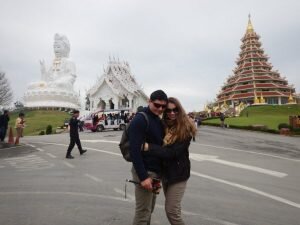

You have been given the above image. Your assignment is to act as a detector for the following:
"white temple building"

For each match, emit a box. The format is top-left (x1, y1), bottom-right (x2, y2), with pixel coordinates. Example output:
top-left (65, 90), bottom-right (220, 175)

top-left (86, 58), bottom-right (148, 112)
top-left (24, 34), bottom-right (80, 109)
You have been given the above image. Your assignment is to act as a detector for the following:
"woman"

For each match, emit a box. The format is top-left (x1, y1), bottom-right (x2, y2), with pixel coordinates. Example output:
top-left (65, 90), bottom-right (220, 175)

top-left (15, 112), bottom-right (25, 145)
top-left (143, 97), bottom-right (197, 225)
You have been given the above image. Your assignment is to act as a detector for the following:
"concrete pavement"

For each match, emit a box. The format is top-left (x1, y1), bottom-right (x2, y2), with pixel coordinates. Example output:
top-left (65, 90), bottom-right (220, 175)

top-left (0, 126), bottom-right (299, 225)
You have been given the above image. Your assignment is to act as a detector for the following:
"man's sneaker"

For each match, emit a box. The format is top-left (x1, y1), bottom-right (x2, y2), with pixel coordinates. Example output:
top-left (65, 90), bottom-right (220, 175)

top-left (80, 150), bottom-right (87, 155)
top-left (66, 155), bottom-right (74, 159)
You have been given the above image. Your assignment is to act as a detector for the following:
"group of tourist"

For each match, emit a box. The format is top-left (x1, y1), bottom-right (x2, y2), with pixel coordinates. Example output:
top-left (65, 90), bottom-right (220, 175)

top-left (1, 89), bottom-right (197, 225)
top-left (91, 112), bottom-right (130, 127)
top-left (0, 110), bottom-right (25, 145)
top-left (64, 89), bottom-right (197, 224)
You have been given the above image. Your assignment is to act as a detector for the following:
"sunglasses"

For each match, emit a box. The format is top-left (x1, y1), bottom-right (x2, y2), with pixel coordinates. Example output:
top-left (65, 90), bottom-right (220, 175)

top-left (166, 108), bottom-right (179, 113)
top-left (152, 102), bottom-right (167, 109)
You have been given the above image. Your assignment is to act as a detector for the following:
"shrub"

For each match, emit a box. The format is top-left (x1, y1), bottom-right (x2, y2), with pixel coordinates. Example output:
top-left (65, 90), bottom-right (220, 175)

top-left (250, 125), bottom-right (268, 131)
top-left (229, 125), bottom-right (252, 130)
top-left (202, 117), bottom-right (220, 121)
top-left (291, 128), bottom-right (300, 135)
top-left (39, 130), bottom-right (45, 135)
top-left (202, 122), bottom-right (219, 127)
top-left (46, 125), bottom-right (52, 135)
top-left (291, 127), bottom-right (300, 132)
top-left (278, 123), bottom-right (291, 130)
top-left (265, 129), bottom-right (279, 134)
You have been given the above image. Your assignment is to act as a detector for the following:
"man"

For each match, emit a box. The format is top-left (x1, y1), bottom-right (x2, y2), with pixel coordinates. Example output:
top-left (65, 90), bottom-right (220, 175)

top-left (220, 113), bottom-right (225, 128)
top-left (188, 113), bottom-right (197, 141)
top-left (66, 110), bottom-right (87, 159)
top-left (128, 90), bottom-right (168, 225)
top-left (0, 110), bottom-right (10, 142)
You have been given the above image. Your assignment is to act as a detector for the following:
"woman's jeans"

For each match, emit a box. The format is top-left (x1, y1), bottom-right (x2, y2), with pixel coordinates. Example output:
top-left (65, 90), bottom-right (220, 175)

top-left (163, 180), bottom-right (187, 225)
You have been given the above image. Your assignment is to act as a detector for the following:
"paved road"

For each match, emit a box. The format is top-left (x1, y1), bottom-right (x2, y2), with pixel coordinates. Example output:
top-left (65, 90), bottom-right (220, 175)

top-left (0, 126), bottom-right (299, 225)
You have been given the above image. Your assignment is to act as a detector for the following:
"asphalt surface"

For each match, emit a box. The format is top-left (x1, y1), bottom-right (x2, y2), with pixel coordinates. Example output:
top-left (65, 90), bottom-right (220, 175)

top-left (0, 126), bottom-right (299, 225)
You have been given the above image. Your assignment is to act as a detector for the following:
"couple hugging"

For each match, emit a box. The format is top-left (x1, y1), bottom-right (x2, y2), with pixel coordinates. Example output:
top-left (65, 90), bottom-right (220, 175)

top-left (128, 90), bottom-right (197, 225)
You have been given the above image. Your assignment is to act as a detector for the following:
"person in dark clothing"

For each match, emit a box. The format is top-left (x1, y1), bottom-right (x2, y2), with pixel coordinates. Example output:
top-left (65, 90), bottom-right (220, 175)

top-left (0, 110), bottom-right (10, 142)
top-left (136, 105), bottom-right (144, 112)
top-left (92, 114), bottom-right (98, 126)
top-left (78, 120), bottom-right (84, 132)
top-left (220, 113), bottom-right (225, 128)
top-left (128, 90), bottom-right (168, 225)
top-left (143, 97), bottom-right (196, 225)
top-left (66, 110), bottom-right (87, 159)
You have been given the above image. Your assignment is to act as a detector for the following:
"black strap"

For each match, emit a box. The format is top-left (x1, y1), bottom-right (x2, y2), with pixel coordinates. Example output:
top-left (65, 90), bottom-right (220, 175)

top-left (137, 112), bottom-right (150, 150)
top-left (137, 112), bottom-right (149, 132)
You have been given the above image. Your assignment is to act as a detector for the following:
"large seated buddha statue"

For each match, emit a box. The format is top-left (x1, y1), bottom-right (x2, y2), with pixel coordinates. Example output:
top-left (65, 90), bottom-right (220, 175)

top-left (24, 34), bottom-right (80, 109)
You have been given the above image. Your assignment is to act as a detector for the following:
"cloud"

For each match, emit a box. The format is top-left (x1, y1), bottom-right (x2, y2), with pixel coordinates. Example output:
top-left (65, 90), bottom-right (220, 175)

top-left (0, 0), bottom-right (299, 111)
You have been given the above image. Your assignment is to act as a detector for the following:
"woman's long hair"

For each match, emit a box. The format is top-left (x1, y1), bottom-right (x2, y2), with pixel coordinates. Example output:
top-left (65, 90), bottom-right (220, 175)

top-left (163, 97), bottom-right (197, 142)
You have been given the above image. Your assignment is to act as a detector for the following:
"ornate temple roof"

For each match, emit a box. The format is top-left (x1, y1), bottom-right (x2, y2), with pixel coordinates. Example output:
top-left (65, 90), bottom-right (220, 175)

top-left (87, 58), bottom-right (148, 99)
top-left (216, 15), bottom-right (296, 104)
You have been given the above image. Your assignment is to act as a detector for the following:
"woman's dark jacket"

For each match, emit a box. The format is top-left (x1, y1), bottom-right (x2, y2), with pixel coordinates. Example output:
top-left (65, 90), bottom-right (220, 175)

top-left (144, 137), bottom-right (192, 185)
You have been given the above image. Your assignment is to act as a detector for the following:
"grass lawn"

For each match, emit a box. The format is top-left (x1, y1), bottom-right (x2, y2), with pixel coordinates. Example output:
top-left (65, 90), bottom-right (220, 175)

top-left (8, 110), bottom-right (70, 136)
top-left (203, 105), bottom-right (300, 130)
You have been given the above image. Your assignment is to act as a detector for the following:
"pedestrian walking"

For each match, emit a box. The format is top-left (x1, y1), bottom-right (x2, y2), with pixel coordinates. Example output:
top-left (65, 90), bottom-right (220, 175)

top-left (128, 90), bottom-right (168, 225)
top-left (220, 113), bottom-right (225, 128)
top-left (198, 116), bottom-right (202, 127)
top-left (66, 110), bottom-right (87, 159)
top-left (15, 112), bottom-right (25, 145)
top-left (143, 97), bottom-right (196, 225)
top-left (188, 113), bottom-right (197, 141)
top-left (0, 110), bottom-right (10, 142)
top-left (194, 118), bottom-right (198, 129)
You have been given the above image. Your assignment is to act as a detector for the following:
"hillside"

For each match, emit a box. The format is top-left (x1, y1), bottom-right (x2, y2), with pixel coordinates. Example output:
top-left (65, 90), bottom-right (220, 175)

top-left (240, 105), bottom-right (300, 117)
top-left (203, 104), bottom-right (300, 130)
top-left (8, 110), bottom-right (70, 136)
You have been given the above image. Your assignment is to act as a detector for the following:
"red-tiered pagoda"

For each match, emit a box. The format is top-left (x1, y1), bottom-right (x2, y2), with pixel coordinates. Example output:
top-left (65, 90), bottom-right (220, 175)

top-left (217, 16), bottom-right (296, 106)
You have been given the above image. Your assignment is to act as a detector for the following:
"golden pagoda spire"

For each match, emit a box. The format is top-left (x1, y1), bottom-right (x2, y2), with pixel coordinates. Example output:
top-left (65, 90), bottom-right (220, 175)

top-left (288, 92), bottom-right (295, 104)
top-left (254, 91), bottom-right (260, 104)
top-left (222, 100), bottom-right (229, 109)
top-left (260, 92), bottom-right (265, 104)
top-left (246, 14), bottom-right (254, 33)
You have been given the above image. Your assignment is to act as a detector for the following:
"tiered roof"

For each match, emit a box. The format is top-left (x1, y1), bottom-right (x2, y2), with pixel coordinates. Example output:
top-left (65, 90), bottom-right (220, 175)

top-left (87, 58), bottom-right (148, 99)
top-left (216, 16), bottom-right (295, 104)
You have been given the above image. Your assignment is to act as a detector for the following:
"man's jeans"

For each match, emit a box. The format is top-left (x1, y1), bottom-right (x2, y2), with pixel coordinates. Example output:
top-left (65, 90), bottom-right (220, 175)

top-left (131, 167), bottom-right (159, 225)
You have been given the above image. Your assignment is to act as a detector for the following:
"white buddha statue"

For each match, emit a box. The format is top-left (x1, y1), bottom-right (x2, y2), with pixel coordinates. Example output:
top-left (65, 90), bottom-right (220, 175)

top-left (28, 33), bottom-right (76, 91)
top-left (24, 33), bottom-right (80, 109)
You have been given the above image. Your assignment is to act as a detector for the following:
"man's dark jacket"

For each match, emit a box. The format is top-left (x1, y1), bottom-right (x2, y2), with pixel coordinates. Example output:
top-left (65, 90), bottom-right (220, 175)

top-left (69, 117), bottom-right (80, 137)
top-left (128, 107), bottom-right (164, 181)
top-left (0, 114), bottom-right (10, 129)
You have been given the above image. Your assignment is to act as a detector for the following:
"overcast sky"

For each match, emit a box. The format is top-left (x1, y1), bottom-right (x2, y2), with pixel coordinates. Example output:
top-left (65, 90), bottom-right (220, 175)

top-left (1, 0), bottom-right (299, 111)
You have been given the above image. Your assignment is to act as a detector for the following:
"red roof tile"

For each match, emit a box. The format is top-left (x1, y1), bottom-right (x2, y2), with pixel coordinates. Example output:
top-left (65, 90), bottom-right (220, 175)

top-left (255, 83), bottom-right (276, 88)
top-left (235, 84), bottom-right (254, 90)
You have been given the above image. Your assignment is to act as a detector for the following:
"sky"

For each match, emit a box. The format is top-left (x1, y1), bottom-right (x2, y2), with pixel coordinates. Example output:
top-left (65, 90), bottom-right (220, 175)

top-left (0, 0), bottom-right (299, 112)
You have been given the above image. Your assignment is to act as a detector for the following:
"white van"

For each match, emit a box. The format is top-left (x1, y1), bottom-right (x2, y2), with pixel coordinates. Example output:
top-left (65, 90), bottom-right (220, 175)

top-left (84, 109), bottom-right (130, 132)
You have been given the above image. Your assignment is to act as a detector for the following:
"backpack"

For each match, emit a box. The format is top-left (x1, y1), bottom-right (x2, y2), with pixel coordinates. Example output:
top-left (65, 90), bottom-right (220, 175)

top-left (119, 112), bottom-right (149, 162)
